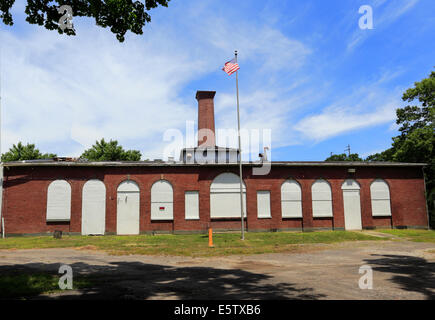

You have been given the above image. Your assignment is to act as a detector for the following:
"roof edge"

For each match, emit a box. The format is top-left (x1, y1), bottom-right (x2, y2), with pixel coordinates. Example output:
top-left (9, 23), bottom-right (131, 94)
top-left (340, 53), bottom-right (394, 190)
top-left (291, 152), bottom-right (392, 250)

top-left (1, 161), bottom-right (427, 167)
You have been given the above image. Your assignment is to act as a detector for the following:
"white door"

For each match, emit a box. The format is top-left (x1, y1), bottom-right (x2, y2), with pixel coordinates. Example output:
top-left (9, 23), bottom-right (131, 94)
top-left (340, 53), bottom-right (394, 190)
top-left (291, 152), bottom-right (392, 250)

top-left (82, 179), bottom-right (106, 235)
top-left (117, 180), bottom-right (140, 235)
top-left (342, 180), bottom-right (362, 230)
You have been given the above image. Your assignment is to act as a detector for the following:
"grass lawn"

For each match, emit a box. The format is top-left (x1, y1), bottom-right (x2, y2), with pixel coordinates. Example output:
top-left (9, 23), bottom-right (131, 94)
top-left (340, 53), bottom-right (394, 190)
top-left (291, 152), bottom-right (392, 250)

top-left (376, 229), bottom-right (435, 243)
top-left (0, 231), bottom-right (383, 257)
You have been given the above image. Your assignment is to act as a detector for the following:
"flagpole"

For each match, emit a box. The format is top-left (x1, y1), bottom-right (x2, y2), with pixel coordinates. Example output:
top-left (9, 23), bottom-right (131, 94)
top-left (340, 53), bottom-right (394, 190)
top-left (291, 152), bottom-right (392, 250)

top-left (235, 50), bottom-right (245, 241)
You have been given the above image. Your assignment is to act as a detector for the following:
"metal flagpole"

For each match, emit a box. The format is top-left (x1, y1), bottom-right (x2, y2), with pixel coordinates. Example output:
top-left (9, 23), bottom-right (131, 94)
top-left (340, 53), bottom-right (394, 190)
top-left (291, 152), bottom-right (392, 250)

top-left (234, 50), bottom-right (245, 240)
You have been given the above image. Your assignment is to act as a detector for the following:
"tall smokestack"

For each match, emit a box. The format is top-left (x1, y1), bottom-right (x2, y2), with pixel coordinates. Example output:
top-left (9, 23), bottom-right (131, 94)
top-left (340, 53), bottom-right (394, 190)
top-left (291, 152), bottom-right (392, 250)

top-left (196, 90), bottom-right (216, 147)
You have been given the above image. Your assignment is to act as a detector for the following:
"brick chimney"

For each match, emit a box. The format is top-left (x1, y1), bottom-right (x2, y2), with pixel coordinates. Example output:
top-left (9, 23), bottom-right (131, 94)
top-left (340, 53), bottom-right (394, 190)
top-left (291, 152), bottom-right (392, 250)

top-left (196, 90), bottom-right (216, 147)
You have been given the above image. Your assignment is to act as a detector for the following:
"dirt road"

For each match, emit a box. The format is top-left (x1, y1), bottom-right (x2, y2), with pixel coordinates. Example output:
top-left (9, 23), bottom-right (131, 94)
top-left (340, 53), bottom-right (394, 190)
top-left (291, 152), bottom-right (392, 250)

top-left (0, 237), bottom-right (433, 300)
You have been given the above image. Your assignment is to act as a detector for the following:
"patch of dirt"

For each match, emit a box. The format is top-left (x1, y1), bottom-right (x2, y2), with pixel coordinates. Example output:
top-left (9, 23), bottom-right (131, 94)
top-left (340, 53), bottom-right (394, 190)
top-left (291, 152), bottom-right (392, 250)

top-left (75, 245), bottom-right (98, 251)
top-left (235, 260), bottom-right (280, 271)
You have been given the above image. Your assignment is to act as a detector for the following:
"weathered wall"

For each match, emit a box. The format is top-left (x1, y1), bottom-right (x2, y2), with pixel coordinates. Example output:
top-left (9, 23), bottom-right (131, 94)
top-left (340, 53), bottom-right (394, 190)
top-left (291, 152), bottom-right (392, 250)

top-left (1, 164), bottom-right (428, 235)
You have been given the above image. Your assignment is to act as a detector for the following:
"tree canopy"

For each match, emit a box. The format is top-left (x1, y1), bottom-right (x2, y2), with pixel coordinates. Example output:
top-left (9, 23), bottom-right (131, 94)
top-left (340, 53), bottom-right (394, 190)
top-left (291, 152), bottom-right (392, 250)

top-left (325, 153), bottom-right (363, 162)
top-left (1, 142), bottom-right (57, 162)
top-left (1, 0), bottom-right (170, 42)
top-left (80, 138), bottom-right (141, 161)
top-left (368, 69), bottom-right (434, 227)
top-left (367, 70), bottom-right (434, 164)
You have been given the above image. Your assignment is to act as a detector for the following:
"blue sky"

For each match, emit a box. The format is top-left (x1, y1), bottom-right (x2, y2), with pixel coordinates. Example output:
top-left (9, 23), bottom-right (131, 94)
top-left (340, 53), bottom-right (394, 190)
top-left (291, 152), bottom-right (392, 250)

top-left (0, 0), bottom-right (434, 161)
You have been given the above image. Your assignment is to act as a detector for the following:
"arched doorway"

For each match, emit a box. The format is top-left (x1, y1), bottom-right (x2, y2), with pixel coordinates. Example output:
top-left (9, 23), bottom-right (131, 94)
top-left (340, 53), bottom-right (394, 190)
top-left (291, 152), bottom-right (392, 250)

top-left (82, 179), bottom-right (106, 235)
top-left (342, 179), bottom-right (362, 230)
top-left (117, 180), bottom-right (140, 235)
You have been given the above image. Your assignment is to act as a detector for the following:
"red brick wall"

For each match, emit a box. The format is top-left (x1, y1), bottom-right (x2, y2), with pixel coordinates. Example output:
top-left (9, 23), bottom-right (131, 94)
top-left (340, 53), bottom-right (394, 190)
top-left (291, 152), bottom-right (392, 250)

top-left (1, 165), bottom-right (428, 235)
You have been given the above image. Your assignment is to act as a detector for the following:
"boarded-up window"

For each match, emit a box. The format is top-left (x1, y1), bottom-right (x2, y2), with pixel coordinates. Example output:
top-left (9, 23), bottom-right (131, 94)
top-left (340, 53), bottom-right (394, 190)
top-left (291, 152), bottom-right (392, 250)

top-left (151, 180), bottom-right (173, 220)
top-left (281, 180), bottom-right (302, 218)
top-left (370, 179), bottom-right (391, 216)
top-left (46, 180), bottom-right (71, 221)
top-left (210, 173), bottom-right (246, 218)
top-left (257, 191), bottom-right (271, 218)
top-left (185, 191), bottom-right (199, 220)
top-left (312, 179), bottom-right (333, 217)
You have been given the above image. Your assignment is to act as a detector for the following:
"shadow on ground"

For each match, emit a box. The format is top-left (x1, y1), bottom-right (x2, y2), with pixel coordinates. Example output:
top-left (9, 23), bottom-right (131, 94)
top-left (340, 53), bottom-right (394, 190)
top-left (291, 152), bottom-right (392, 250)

top-left (0, 261), bottom-right (326, 300)
top-left (364, 254), bottom-right (435, 300)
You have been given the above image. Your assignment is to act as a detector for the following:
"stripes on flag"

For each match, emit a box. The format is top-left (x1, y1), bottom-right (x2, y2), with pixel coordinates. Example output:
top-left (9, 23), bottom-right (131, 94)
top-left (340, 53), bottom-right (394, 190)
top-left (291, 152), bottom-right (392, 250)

top-left (222, 58), bottom-right (240, 75)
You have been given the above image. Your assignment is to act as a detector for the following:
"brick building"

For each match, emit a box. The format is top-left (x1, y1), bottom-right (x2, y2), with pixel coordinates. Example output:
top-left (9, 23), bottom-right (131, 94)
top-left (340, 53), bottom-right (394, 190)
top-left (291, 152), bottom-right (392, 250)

top-left (0, 91), bottom-right (429, 236)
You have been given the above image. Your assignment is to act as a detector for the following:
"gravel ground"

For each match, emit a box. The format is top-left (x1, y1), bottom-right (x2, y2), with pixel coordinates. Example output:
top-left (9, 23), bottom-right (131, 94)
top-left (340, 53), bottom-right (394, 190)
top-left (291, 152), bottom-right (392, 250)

top-left (0, 236), bottom-right (433, 300)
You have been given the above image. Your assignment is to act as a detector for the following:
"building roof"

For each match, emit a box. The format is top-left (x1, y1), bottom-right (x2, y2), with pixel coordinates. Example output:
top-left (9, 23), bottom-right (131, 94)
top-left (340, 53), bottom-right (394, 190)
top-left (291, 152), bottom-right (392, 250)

top-left (181, 146), bottom-right (239, 151)
top-left (1, 160), bottom-right (427, 167)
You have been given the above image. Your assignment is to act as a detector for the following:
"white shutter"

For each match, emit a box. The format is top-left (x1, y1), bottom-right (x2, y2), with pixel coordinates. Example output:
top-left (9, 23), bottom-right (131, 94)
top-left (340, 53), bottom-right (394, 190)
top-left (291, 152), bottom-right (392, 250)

top-left (210, 173), bottom-right (246, 218)
top-left (257, 191), bottom-right (271, 218)
top-left (281, 180), bottom-right (302, 218)
top-left (185, 191), bottom-right (199, 220)
top-left (46, 180), bottom-right (71, 221)
top-left (370, 179), bottom-right (391, 216)
top-left (312, 179), bottom-right (333, 217)
top-left (151, 180), bottom-right (173, 220)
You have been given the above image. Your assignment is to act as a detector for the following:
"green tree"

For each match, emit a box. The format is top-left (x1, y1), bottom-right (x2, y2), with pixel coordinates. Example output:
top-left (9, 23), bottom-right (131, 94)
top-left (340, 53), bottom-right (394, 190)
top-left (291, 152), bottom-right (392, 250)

top-left (364, 148), bottom-right (395, 162)
top-left (325, 153), bottom-right (363, 161)
top-left (81, 138), bottom-right (141, 161)
top-left (1, 142), bottom-right (57, 162)
top-left (367, 69), bottom-right (435, 228)
top-left (1, 0), bottom-right (170, 42)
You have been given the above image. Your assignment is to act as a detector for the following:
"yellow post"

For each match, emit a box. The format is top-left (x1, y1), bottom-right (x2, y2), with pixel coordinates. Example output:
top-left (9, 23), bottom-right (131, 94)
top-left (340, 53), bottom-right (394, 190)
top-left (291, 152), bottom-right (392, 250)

top-left (208, 227), bottom-right (214, 247)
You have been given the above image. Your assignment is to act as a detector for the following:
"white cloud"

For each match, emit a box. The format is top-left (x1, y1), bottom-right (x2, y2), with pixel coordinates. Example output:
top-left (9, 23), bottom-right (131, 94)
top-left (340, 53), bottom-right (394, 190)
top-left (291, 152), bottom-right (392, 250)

top-left (294, 80), bottom-right (403, 142)
top-left (1, 25), bottom-right (203, 158)
top-left (295, 103), bottom-right (396, 141)
top-left (0, 1), bottom-right (413, 163)
top-left (0, 4), bottom-right (313, 161)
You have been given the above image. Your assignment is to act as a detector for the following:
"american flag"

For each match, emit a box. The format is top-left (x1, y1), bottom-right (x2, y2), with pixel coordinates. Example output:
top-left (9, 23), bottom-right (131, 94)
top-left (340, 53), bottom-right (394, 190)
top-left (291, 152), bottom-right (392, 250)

top-left (222, 58), bottom-right (240, 75)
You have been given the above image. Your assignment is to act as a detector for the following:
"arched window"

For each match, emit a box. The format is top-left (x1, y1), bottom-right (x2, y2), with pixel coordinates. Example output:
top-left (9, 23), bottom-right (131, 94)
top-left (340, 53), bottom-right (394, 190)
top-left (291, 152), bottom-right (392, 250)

top-left (151, 180), bottom-right (173, 220)
top-left (312, 179), bottom-right (333, 217)
top-left (370, 179), bottom-right (391, 216)
top-left (46, 180), bottom-right (71, 221)
top-left (281, 179), bottom-right (302, 218)
top-left (210, 172), bottom-right (246, 218)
